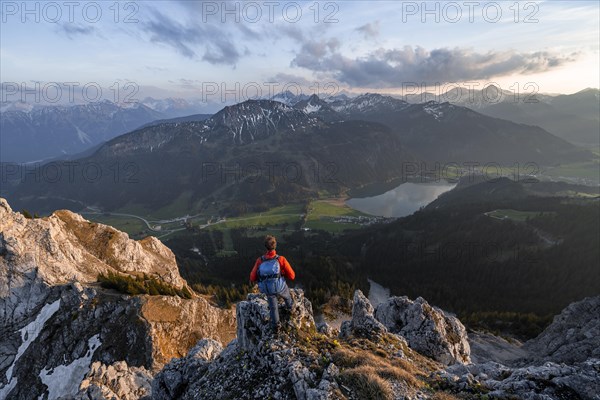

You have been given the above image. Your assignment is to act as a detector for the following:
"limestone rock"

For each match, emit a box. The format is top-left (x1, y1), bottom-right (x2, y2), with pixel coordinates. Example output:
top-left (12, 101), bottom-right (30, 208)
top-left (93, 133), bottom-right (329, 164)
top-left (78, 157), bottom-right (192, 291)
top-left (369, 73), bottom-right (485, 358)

top-left (374, 295), bottom-right (470, 365)
top-left (441, 359), bottom-right (600, 400)
top-left (152, 290), bottom-right (335, 400)
top-left (71, 361), bottom-right (153, 400)
top-left (0, 198), bottom-right (235, 400)
top-left (523, 296), bottom-right (600, 364)
top-left (0, 197), bottom-right (186, 292)
top-left (339, 290), bottom-right (387, 340)
top-left (236, 290), bottom-right (315, 353)
top-left (152, 339), bottom-right (223, 400)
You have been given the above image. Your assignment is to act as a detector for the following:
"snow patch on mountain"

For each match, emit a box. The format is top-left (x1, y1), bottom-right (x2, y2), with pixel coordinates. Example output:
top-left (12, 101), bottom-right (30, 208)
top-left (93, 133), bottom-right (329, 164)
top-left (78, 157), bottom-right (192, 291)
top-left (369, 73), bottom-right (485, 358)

top-left (39, 334), bottom-right (101, 400)
top-left (5, 299), bottom-right (61, 382)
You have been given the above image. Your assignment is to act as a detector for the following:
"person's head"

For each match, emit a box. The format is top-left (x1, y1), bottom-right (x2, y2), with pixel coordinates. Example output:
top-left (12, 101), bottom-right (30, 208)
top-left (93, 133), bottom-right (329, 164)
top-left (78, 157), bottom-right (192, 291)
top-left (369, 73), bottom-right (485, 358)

top-left (264, 235), bottom-right (277, 251)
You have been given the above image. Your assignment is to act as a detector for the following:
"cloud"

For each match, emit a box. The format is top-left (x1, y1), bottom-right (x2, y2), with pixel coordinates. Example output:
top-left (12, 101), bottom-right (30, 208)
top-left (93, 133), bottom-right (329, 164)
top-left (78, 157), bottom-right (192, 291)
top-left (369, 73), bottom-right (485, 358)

top-left (356, 21), bottom-right (380, 40)
top-left (292, 42), bottom-right (579, 87)
top-left (143, 12), bottom-right (240, 65)
top-left (58, 23), bottom-right (96, 39)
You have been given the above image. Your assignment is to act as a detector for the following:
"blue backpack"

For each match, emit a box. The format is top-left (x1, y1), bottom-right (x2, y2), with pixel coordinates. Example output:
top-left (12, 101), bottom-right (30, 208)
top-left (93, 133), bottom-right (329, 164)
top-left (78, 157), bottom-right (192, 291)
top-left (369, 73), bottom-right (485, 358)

top-left (258, 255), bottom-right (286, 295)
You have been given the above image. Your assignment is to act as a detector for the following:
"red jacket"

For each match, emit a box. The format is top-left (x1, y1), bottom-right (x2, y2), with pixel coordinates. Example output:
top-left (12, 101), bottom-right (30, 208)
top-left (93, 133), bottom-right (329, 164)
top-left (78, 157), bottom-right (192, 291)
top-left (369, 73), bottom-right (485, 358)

top-left (250, 250), bottom-right (295, 282)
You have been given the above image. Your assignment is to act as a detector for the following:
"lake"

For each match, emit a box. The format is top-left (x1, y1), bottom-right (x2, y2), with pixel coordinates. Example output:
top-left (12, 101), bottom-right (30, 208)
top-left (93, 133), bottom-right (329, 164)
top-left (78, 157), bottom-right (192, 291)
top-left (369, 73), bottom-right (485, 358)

top-left (346, 182), bottom-right (456, 217)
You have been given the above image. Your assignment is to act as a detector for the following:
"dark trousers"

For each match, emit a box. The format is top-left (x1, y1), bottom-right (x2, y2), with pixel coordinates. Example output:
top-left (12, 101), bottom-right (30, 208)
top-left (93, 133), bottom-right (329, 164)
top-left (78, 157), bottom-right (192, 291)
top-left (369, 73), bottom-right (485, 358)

top-left (267, 284), bottom-right (293, 328)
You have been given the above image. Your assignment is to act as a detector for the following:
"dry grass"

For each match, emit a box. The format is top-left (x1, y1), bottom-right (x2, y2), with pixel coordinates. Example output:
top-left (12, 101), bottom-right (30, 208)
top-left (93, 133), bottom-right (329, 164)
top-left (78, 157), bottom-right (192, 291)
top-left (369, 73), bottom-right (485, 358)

top-left (333, 345), bottom-right (422, 391)
top-left (339, 366), bottom-right (394, 400)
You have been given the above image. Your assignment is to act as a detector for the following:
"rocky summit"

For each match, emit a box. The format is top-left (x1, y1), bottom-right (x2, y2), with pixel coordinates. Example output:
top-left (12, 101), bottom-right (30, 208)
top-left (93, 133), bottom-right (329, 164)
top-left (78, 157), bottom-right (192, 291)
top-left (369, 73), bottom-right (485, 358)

top-left (151, 289), bottom-right (600, 400)
top-left (1, 197), bottom-right (599, 399)
top-left (0, 198), bottom-right (235, 400)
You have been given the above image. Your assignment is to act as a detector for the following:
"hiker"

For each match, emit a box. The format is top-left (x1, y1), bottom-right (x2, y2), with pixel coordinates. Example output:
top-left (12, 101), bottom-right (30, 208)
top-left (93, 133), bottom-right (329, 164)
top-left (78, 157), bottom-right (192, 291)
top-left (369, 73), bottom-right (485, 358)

top-left (250, 235), bottom-right (295, 333)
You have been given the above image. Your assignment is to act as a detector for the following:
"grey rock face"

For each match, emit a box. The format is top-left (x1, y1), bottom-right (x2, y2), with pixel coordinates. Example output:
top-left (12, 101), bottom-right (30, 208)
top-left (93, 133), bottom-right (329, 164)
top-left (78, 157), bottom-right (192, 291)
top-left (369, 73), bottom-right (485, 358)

top-left (152, 289), bottom-right (340, 400)
top-left (236, 290), bottom-right (315, 353)
top-left (339, 290), bottom-right (387, 341)
top-left (0, 198), bottom-right (235, 400)
top-left (152, 339), bottom-right (223, 400)
top-left (374, 295), bottom-right (471, 365)
top-left (524, 296), bottom-right (600, 364)
top-left (71, 361), bottom-right (153, 400)
top-left (441, 359), bottom-right (600, 400)
top-left (440, 296), bottom-right (600, 400)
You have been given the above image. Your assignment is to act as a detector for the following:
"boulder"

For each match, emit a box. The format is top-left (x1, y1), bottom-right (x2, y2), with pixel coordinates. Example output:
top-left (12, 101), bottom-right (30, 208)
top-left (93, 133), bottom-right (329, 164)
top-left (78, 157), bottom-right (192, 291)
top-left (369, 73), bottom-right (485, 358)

top-left (236, 289), bottom-right (315, 353)
top-left (374, 295), bottom-right (470, 365)
top-left (339, 290), bottom-right (387, 340)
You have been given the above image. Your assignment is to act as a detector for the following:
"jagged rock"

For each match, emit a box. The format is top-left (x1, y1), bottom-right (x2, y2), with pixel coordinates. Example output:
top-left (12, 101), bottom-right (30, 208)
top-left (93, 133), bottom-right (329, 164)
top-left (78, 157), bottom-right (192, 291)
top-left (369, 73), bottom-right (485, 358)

top-left (374, 295), bottom-right (470, 365)
top-left (439, 296), bottom-right (600, 400)
top-left (69, 361), bottom-right (153, 400)
top-left (441, 359), bottom-right (600, 400)
top-left (0, 198), bottom-right (235, 400)
top-left (523, 296), bottom-right (600, 364)
top-left (236, 290), bottom-right (315, 353)
top-left (0, 198), bottom-right (186, 292)
top-left (339, 290), bottom-right (387, 340)
top-left (152, 339), bottom-right (223, 400)
top-left (152, 290), bottom-right (339, 400)
top-left (142, 296), bottom-right (235, 367)
top-left (317, 322), bottom-right (339, 337)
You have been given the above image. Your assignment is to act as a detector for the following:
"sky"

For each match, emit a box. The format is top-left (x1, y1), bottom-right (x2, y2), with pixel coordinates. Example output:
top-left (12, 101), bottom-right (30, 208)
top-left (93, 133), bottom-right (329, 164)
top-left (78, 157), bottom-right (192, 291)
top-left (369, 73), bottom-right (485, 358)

top-left (1, 0), bottom-right (598, 106)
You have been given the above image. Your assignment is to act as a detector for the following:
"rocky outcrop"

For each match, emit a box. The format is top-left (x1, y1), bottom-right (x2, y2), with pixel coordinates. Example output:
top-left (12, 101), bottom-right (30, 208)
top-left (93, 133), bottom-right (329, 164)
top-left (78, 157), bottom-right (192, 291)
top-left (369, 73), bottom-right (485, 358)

top-left (438, 296), bottom-right (600, 400)
top-left (152, 339), bottom-right (223, 400)
top-left (523, 296), bottom-right (600, 364)
top-left (236, 291), bottom-right (316, 353)
top-left (339, 290), bottom-right (387, 341)
top-left (440, 359), bottom-right (600, 400)
top-left (142, 296), bottom-right (235, 367)
top-left (71, 361), bottom-right (153, 400)
top-left (0, 198), bottom-right (185, 291)
top-left (373, 295), bottom-right (471, 365)
top-left (0, 198), bottom-right (235, 400)
top-left (153, 289), bottom-right (344, 400)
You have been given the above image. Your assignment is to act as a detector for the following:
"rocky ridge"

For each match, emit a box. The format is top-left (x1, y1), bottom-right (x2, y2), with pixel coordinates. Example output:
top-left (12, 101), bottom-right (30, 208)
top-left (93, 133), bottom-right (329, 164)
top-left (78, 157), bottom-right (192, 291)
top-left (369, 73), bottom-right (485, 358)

top-left (155, 290), bottom-right (600, 400)
top-left (0, 198), bottom-right (235, 400)
top-left (1, 197), bottom-right (598, 399)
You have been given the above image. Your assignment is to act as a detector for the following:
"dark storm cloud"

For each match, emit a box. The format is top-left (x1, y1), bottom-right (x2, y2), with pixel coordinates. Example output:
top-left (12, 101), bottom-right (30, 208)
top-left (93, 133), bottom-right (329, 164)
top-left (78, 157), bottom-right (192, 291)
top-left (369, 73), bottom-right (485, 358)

top-left (292, 42), bottom-right (578, 87)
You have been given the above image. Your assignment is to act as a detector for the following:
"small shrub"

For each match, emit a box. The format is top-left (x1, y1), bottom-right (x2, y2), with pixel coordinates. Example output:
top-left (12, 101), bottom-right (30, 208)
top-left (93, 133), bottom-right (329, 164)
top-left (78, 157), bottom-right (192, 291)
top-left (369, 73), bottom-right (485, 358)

top-left (97, 271), bottom-right (192, 298)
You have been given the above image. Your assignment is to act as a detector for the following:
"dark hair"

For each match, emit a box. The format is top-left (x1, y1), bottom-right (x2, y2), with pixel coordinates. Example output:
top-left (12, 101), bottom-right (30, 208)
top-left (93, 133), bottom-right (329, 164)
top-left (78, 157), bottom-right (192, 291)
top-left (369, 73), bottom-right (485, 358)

top-left (264, 235), bottom-right (277, 251)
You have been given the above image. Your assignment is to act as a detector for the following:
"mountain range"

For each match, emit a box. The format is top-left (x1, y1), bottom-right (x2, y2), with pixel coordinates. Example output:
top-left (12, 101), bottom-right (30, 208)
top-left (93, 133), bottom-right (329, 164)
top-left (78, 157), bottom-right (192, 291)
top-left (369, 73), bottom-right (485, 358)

top-left (0, 101), bottom-right (165, 163)
top-left (2, 94), bottom-right (594, 215)
top-left (2, 87), bottom-right (597, 164)
top-left (2, 99), bottom-right (410, 214)
top-left (405, 87), bottom-right (600, 147)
